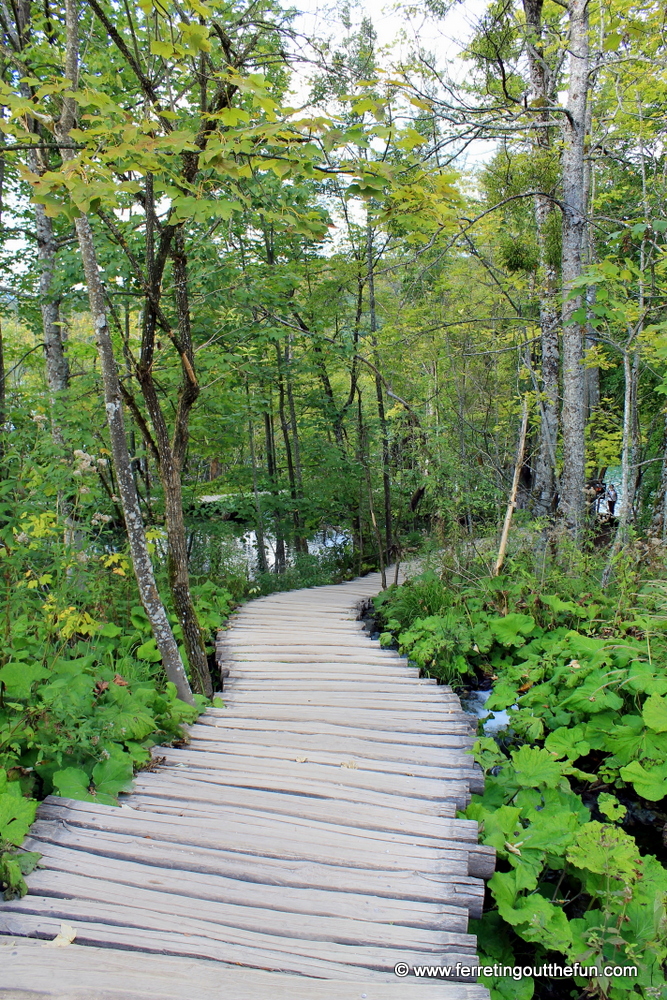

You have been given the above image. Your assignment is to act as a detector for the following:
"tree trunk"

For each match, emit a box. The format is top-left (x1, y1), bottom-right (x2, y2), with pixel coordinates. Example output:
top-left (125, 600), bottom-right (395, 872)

top-left (57, 0), bottom-right (193, 705)
top-left (495, 401), bottom-right (530, 575)
top-left (523, 0), bottom-right (560, 517)
top-left (21, 84), bottom-right (69, 432)
top-left (74, 219), bottom-right (194, 704)
top-left (649, 413), bottom-right (667, 539)
top-left (602, 341), bottom-right (638, 588)
top-left (247, 403), bottom-right (269, 574)
top-left (358, 389), bottom-right (386, 589)
top-left (265, 409), bottom-right (285, 573)
top-left (559, 0), bottom-right (590, 534)
top-left (367, 216), bottom-right (392, 557)
top-left (35, 203), bottom-right (68, 396)
top-left (277, 342), bottom-right (307, 553)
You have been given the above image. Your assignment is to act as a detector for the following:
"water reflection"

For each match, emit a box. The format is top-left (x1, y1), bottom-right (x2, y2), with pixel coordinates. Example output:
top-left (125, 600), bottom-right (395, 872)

top-left (187, 525), bottom-right (350, 579)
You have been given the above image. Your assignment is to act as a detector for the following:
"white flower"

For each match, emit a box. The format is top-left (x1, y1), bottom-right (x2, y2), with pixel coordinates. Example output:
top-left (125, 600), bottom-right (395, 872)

top-left (15, 532), bottom-right (30, 545)
top-left (79, 487), bottom-right (91, 495)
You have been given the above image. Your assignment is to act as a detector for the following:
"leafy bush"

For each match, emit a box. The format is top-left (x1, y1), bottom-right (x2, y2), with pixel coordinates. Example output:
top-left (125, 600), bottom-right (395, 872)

top-left (0, 768), bottom-right (40, 899)
top-left (375, 565), bottom-right (667, 999)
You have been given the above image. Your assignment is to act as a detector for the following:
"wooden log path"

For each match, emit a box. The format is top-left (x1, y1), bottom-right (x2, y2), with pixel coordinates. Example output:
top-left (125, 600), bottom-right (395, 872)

top-left (0, 572), bottom-right (493, 999)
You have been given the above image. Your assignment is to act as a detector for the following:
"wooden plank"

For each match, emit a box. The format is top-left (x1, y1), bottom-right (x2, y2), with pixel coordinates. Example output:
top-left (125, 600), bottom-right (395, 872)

top-left (126, 784), bottom-right (478, 843)
top-left (0, 904), bottom-right (480, 980)
top-left (130, 777), bottom-right (462, 830)
top-left (36, 800), bottom-right (474, 874)
top-left (196, 714), bottom-right (475, 748)
top-left (220, 686), bottom-right (461, 704)
top-left (26, 824), bottom-right (485, 916)
top-left (25, 841), bottom-right (471, 930)
top-left (152, 748), bottom-right (472, 804)
top-left (21, 869), bottom-right (476, 953)
top-left (221, 667), bottom-right (422, 681)
top-left (0, 940), bottom-right (492, 999)
top-left (203, 707), bottom-right (474, 735)
top-left (166, 735), bottom-right (478, 785)
top-left (225, 653), bottom-right (412, 662)
top-left (187, 723), bottom-right (475, 762)
top-left (223, 637), bottom-right (372, 645)
top-left (222, 677), bottom-right (439, 689)
top-left (143, 762), bottom-right (468, 816)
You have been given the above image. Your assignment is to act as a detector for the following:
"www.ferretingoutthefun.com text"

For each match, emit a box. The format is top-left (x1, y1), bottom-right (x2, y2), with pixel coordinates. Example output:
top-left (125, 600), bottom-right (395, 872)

top-left (392, 962), bottom-right (638, 980)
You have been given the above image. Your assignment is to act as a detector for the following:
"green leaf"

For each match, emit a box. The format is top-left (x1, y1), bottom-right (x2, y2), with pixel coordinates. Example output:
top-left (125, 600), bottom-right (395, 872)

top-left (643, 693), bottom-right (667, 733)
top-left (510, 746), bottom-right (564, 788)
top-left (619, 760), bottom-right (667, 801)
top-left (488, 614), bottom-right (536, 647)
top-left (52, 767), bottom-right (94, 803)
top-left (99, 623), bottom-right (122, 638)
top-left (490, 870), bottom-right (572, 951)
top-left (544, 725), bottom-right (590, 761)
top-left (136, 639), bottom-right (162, 662)
top-left (0, 779), bottom-right (37, 846)
top-left (603, 31), bottom-right (622, 50)
top-left (150, 39), bottom-right (177, 58)
top-left (0, 662), bottom-right (50, 699)
top-left (566, 821), bottom-right (642, 881)
top-left (597, 792), bottom-right (626, 822)
top-left (92, 754), bottom-right (134, 799)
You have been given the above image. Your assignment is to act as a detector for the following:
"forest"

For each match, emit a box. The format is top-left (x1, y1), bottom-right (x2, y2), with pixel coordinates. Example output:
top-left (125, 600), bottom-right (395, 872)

top-left (0, 0), bottom-right (666, 996)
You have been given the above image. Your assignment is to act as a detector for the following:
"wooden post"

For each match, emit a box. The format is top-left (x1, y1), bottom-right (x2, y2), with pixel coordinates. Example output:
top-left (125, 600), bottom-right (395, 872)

top-left (494, 400), bottom-right (530, 577)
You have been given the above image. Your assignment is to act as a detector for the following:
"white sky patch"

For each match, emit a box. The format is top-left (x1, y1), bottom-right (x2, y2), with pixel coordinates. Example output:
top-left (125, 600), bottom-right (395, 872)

top-left (285, 0), bottom-right (496, 168)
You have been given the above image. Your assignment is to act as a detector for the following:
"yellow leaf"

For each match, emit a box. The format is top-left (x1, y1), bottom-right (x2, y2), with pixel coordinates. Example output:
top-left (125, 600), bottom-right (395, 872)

top-left (44, 923), bottom-right (77, 948)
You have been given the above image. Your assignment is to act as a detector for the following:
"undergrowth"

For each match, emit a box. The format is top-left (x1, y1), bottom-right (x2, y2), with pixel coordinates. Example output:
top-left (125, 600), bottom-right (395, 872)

top-left (374, 544), bottom-right (667, 1000)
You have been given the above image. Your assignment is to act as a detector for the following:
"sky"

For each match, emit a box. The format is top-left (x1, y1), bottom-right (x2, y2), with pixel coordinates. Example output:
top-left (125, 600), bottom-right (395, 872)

top-left (287, 0), bottom-right (495, 168)
top-left (289, 0), bottom-right (489, 69)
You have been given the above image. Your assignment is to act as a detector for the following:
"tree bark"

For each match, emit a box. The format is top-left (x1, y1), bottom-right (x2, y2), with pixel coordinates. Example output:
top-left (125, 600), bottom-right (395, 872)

top-left (57, 0), bottom-right (194, 705)
top-left (277, 340), bottom-right (307, 553)
top-left (265, 408), bottom-right (285, 572)
top-left (367, 216), bottom-right (392, 558)
top-left (495, 400), bottom-right (530, 575)
top-left (523, 0), bottom-right (559, 516)
top-left (124, 188), bottom-right (212, 697)
top-left (649, 413), bottom-right (667, 539)
top-left (358, 389), bottom-right (386, 589)
top-left (247, 397), bottom-right (269, 574)
top-left (34, 203), bottom-right (68, 396)
top-left (559, 0), bottom-right (590, 533)
top-left (16, 22), bottom-right (70, 429)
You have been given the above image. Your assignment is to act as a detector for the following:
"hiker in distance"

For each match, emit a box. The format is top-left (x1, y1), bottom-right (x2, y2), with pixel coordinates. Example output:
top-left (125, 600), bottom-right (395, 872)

top-left (607, 484), bottom-right (618, 516)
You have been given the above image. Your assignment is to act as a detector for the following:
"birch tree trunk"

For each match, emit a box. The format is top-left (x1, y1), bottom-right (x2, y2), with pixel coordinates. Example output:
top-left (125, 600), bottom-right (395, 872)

top-left (16, 18), bottom-right (70, 428)
top-left (57, 0), bottom-right (194, 705)
top-left (559, 0), bottom-right (590, 533)
top-left (523, 0), bottom-right (560, 516)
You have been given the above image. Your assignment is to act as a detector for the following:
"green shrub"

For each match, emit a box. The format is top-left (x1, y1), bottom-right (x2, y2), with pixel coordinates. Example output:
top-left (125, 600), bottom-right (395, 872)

top-left (375, 564), bottom-right (667, 999)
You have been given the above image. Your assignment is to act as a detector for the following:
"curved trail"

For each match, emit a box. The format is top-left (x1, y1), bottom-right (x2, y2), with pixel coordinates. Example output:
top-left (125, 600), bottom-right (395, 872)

top-left (1, 572), bottom-right (493, 999)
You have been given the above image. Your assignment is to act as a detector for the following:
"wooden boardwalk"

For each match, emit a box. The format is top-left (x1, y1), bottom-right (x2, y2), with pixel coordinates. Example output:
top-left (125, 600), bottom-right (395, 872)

top-left (0, 572), bottom-right (493, 999)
